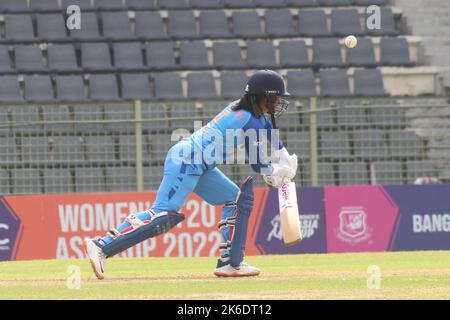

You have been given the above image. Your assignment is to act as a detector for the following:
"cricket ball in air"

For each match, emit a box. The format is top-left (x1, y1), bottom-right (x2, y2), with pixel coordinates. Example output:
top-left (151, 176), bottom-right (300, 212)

top-left (344, 35), bottom-right (358, 49)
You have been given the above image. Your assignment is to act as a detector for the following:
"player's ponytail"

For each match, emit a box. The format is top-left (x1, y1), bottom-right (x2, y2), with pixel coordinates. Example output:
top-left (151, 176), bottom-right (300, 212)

top-left (232, 94), bottom-right (264, 118)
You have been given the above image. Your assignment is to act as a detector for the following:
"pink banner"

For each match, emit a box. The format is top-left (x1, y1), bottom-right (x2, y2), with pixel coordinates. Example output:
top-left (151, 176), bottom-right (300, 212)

top-left (324, 186), bottom-right (399, 253)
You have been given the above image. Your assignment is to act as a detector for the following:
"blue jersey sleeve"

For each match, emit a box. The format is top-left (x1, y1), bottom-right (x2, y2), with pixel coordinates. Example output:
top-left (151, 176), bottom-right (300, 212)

top-left (242, 115), bottom-right (285, 174)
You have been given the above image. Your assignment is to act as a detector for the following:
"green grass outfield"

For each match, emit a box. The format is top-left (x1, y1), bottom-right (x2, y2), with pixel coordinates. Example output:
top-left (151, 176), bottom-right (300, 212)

top-left (1, 251), bottom-right (450, 300)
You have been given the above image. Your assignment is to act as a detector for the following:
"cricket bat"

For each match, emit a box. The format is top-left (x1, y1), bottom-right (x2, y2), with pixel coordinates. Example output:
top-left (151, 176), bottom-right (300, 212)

top-left (278, 181), bottom-right (302, 246)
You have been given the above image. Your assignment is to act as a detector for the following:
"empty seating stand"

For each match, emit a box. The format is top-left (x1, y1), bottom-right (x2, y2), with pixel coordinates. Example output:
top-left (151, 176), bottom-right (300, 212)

top-left (145, 42), bottom-right (178, 70)
top-left (213, 42), bottom-right (245, 69)
top-left (331, 9), bottom-right (363, 37)
top-left (279, 40), bottom-right (309, 68)
top-left (187, 72), bottom-right (218, 99)
top-left (298, 9), bottom-right (329, 37)
top-left (113, 42), bottom-right (145, 71)
top-left (354, 69), bottom-right (388, 97)
top-left (287, 70), bottom-right (317, 98)
top-left (346, 38), bottom-right (377, 67)
top-left (154, 72), bottom-right (184, 100)
top-left (265, 9), bottom-right (296, 37)
top-left (89, 74), bottom-right (120, 101)
top-left (135, 12), bottom-right (167, 40)
top-left (168, 11), bottom-right (199, 40)
top-left (0, 76), bottom-right (23, 102)
top-left (31, 0), bottom-right (60, 12)
top-left (313, 38), bottom-right (344, 68)
top-left (47, 44), bottom-right (80, 73)
top-left (180, 42), bottom-right (210, 69)
top-left (232, 11), bottom-right (263, 38)
top-left (380, 38), bottom-right (414, 66)
top-left (221, 71), bottom-right (248, 99)
top-left (5, 15), bottom-right (35, 42)
top-left (200, 11), bottom-right (232, 39)
top-left (56, 75), bottom-right (87, 102)
top-left (319, 70), bottom-right (352, 97)
top-left (247, 41), bottom-right (277, 68)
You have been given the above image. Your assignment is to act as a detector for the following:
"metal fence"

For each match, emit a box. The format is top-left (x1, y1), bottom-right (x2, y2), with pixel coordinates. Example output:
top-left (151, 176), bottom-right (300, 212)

top-left (0, 97), bottom-right (449, 195)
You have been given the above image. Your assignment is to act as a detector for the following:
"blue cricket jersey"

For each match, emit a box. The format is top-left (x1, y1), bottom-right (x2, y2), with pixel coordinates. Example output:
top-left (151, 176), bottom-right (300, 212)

top-left (189, 101), bottom-right (284, 173)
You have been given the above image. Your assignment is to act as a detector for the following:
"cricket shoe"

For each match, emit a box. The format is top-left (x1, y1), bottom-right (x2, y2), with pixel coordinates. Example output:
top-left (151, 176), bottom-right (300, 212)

top-left (84, 238), bottom-right (106, 280)
top-left (214, 258), bottom-right (260, 277)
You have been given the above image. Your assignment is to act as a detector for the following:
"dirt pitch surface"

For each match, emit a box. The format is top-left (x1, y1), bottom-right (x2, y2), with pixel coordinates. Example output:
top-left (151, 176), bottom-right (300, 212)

top-left (1, 251), bottom-right (450, 299)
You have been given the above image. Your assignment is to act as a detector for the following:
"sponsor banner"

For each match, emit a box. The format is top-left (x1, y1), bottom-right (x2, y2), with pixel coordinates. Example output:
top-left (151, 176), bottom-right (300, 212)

top-left (1, 191), bottom-right (266, 261)
top-left (1, 184), bottom-right (450, 261)
top-left (324, 185), bottom-right (399, 253)
top-left (255, 187), bottom-right (327, 254)
top-left (384, 185), bottom-right (450, 251)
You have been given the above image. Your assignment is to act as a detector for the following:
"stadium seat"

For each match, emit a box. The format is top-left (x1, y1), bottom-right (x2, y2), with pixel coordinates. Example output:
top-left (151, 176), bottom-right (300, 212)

top-left (89, 74), bottom-right (120, 101)
top-left (255, 0), bottom-right (286, 7)
top-left (105, 167), bottom-right (137, 192)
top-left (247, 41), bottom-right (277, 68)
top-left (141, 103), bottom-right (170, 131)
top-left (30, 0), bottom-right (60, 12)
top-left (14, 45), bottom-right (46, 73)
top-left (0, 170), bottom-right (10, 194)
top-left (380, 38), bottom-right (414, 66)
top-left (55, 75), bottom-right (87, 102)
top-left (127, 0), bottom-right (158, 10)
top-left (73, 105), bottom-right (104, 132)
top-left (118, 136), bottom-right (137, 162)
top-left (319, 69), bottom-right (351, 97)
top-left (353, 130), bottom-right (387, 159)
top-left (286, 70), bottom-right (316, 98)
top-left (279, 40), bottom-right (309, 68)
top-left (0, 46), bottom-right (12, 73)
top-left (313, 38), bottom-right (344, 68)
top-left (62, 0), bottom-right (92, 10)
top-left (200, 11), bottom-right (232, 39)
top-left (0, 1), bottom-right (29, 13)
top-left (286, 132), bottom-right (310, 161)
top-left (102, 12), bottom-right (133, 40)
top-left (180, 42), bottom-right (210, 69)
top-left (0, 137), bottom-right (19, 164)
top-left (21, 136), bottom-right (51, 164)
top-left (168, 11), bottom-right (199, 39)
top-left (10, 105), bottom-right (42, 133)
top-left (213, 41), bottom-right (245, 69)
top-left (338, 162), bottom-right (369, 185)
top-left (320, 132), bottom-right (352, 160)
top-left (135, 12), bottom-right (167, 40)
top-left (120, 74), bottom-right (153, 101)
top-left (113, 42), bottom-right (145, 71)
top-left (143, 165), bottom-right (164, 190)
top-left (354, 69), bottom-right (388, 97)
top-left (69, 12), bottom-right (100, 40)
top-left (336, 106), bottom-right (368, 129)
top-left (220, 71), bottom-right (249, 99)
top-left (154, 72), bottom-right (184, 100)
top-left (145, 42), bottom-right (177, 70)
top-left (232, 11), bottom-right (263, 38)
top-left (24, 75), bottom-right (55, 102)
top-left (158, 0), bottom-right (189, 9)
top-left (43, 168), bottom-right (74, 194)
top-left (47, 44), bottom-right (80, 72)
top-left (52, 136), bottom-right (85, 162)
top-left (187, 72), bottom-right (218, 99)
top-left (42, 105), bottom-right (73, 133)
top-left (95, 0), bottom-right (124, 10)
top-left (366, 7), bottom-right (398, 36)
top-left (4, 15), bottom-right (35, 42)
top-left (286, 0), bottom-right (316, 6)
top-left (389, 130), bottom-right (422, 158)
top-left (0, 108), bottom-right (9, 135)
top-left (0, 76), bottom-right (23, 103)
top-left (372, 161), bottom-right (403, 185)
top-left (190, 0), bottom-right (221, 9)
top-left (149, 133), bottom-right (174, 163)
top-left (74, 167), bottom-right (106, 193)
top-left (331, 9), bottom-right (363, 37)
top-left (369, 106), bottom-right (403, 127)
top-left (11, 169), bottom-right (42, 194)
top-left (352, 0), bottom-right (384, 4)
top-left (346, 38), bottom-right (377, 67)
top-left (222, 0), bottom-right (252, 8)
top-left (406, 161), bottom-right (438, 184)
top-left (265, 9), bottom-right (296, 37)
top-left (303, 163), bottom-right (335, 186)
top-left (169, 103), bottom-right (199, 131)
top-left (298, 9), bottom-right (329, 37)
top-left (85, 136), bottom-right (116, 162)
top-left (36, 14), bottom-right (68, 42)
top-left (81, 43), bottom-right (114, 72)
top-left (104, 103), bottom-right (135, 133)
top-left (317, 0), bottom-right (349, 6)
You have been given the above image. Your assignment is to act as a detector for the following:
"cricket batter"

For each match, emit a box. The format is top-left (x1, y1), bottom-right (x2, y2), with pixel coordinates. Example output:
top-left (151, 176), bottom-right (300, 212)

top-left (85, 70), bottom-right (298, 279)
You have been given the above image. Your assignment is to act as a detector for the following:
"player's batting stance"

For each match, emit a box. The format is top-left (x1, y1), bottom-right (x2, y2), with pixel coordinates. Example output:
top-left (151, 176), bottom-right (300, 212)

top-left (85, 70), bottom-right (298, 279)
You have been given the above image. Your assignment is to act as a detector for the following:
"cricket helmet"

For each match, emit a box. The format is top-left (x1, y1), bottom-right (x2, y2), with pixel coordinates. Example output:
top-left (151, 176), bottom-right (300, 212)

top-left (244, 70), bottom-right (291, 117)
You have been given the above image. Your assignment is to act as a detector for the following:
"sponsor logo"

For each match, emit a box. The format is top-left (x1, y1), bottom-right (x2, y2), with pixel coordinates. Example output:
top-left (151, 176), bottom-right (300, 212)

top-left (412, 214), bottom-right (450, 233)
top-left (267, 214), bottom-right (320, 242)
top-left (0, 223), bottom-right (10, 250)
top-left (335, 207), bottom-right (372, 245)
